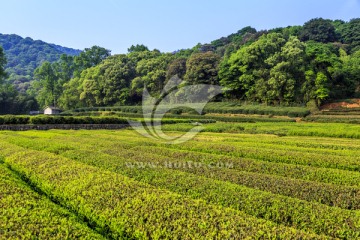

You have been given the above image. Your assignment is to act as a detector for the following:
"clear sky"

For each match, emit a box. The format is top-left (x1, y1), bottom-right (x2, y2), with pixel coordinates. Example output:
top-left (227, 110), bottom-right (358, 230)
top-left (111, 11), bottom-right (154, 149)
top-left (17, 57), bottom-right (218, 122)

top-left (0, 0), bottom-right (359, 54)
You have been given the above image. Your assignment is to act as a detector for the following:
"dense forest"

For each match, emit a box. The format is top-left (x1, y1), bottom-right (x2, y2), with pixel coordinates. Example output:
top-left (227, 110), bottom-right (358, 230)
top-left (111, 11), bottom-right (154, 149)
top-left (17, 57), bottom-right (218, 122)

top-left (0, 18), bottom-right (360, 114)
top-left (0, 34), bottom-right (81, 92)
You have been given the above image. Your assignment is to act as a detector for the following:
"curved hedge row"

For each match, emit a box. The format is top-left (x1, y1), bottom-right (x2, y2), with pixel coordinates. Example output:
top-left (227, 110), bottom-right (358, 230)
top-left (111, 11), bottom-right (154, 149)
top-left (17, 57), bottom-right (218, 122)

top-left (0, 164), bottom-right (104, 239)
top-left (2, 133), bottom-right (360, 238)
top-left (0, 115), bottom-right (215, 126)
top-left (59, 148), bottom-right (360, 239)
top-left (66, 104), bottom-right (311, 118)
top-left (0, 142), bottom-right (322, 239)
top-left (0, 116), bottom-right (129, 125)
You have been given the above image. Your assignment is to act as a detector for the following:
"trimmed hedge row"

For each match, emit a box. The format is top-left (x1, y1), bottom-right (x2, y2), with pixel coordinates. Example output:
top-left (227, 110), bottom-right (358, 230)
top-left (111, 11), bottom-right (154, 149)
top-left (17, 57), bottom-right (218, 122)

top-left (49, 130), bottom-right (360, 187)
top-left (160, 121), bottom-right (360, 139)
top-left (127, 145), bottom-right (360, 209)
top-left (170, 140), bottom-right (360, 172)
top-left (2, 133), bottom-right (359, 238)
top-left (67, 104), bottom-right (311, 118)
top-left (42, 130), bottom-right (360, 186)
top-left (319, 111), bottom-right (360, 115)
top-left (57, 148), bottom-right (360, 239)
top-left (164, 114), bottom-right (296, 123)
top-left (322, 108), bottom-right (360, 113)
top-left (1, 135), bottom-right (358, 238)
top-left (0, 115), bottom-right (215, 126)
top-left (204, 106), bottom-right (310, 118)
top-left (71, 111), bottom-right (296, 123)
top-left (0, 141), bottom-right (321, 239)
top-left (304, 116), bottom-right (360, 124)
top-left (0, 115), bottom-right (30, 124)
top-left (0, 124), bottom-right (130, 131)
top-left (0, 164), bottom-right (104, 239)
top-left (0, 116), bottom-right (129, 125)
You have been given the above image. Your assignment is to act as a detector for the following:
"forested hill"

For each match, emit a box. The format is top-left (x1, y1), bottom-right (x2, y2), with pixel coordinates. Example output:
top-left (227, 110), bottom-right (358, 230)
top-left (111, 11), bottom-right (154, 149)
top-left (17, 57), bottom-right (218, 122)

top-left (0, 18), bottom-right (360, 114)
top-left (0, 33), bottom-right (81, 92)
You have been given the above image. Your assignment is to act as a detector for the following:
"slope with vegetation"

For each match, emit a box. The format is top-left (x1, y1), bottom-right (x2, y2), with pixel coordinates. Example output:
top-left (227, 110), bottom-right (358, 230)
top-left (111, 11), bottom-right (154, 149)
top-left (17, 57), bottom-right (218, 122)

top-left (0, 18), bottom-right (360, 115)
top-left (0, 33), bottom-right (81, 92)
top-left (0, 124), bottom-right (360, 238)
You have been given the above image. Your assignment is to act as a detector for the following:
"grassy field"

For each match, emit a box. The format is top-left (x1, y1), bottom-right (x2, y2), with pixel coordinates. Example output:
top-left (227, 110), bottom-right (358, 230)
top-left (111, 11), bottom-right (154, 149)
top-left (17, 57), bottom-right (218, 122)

top-left (1, 122), bottom-right (360, 238)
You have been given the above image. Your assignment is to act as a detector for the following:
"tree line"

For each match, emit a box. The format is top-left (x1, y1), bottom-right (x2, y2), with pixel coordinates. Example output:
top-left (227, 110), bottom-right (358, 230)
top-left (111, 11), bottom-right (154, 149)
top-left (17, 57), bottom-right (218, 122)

top-left (0, 18), bottom-right (360, 114)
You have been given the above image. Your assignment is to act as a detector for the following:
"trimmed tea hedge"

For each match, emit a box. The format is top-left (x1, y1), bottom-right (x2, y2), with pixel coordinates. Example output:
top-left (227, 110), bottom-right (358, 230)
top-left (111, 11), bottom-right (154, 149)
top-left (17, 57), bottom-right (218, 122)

top-left (0, 142), bottom-right (322, 239)
top-left (0, 163), bottom-right (103, 239)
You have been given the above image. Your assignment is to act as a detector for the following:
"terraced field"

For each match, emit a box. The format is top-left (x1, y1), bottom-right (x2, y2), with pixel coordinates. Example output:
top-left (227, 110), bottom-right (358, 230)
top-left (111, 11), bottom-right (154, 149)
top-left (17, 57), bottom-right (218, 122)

top-left (1, 122), bottom-right (360, 239)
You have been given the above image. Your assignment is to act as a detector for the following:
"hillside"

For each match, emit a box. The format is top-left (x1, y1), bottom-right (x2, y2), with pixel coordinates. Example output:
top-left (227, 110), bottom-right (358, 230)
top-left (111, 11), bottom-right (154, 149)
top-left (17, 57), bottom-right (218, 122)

top-left (0, 18), bottom-right (360, 114)
top-left (0, 33), bottom-right (81, 92)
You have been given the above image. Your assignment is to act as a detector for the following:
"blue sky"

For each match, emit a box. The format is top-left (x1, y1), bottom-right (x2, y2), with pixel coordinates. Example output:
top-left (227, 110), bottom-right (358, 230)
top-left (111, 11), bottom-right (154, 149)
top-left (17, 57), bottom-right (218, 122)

top-left (0, 0), bottom-right (359, 54)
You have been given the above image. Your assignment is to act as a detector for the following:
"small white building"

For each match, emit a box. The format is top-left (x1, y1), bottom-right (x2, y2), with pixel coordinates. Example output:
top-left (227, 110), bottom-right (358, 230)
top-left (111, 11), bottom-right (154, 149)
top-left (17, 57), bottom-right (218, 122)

top-left (44, 106), bottom-right (61, 115)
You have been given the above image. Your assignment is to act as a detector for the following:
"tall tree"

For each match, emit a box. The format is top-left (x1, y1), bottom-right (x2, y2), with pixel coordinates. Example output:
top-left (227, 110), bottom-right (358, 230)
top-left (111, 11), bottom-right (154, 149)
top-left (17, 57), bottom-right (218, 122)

top-left (185, 52), bottom-right (220, 85)
top-left (74, 46), bottom-right (111, 77)
top-left (303, 42), bottom-right (343, 105)
top-left (341, 49), bottom-right (360, 96)
top-left (102, 55), bottom-right (136, 105)
top-left (128, 44), bottom-right (149, 53)
top-left (135, 52), bottom-right (174, 95)
top-left (166, 58), bottom-right (187, 80)
top-left (33, 62), bottom-right (60, 108)
top-left (300, 18), bottom-right (338, 43)
top-left (266, 37), bottom-right (306, 104)
top-left (340, 18), bottom-right (360, 51)
top-left (219, 33), bottom-right (286, 100)
top-left (0, 46), bottom-right (6, 83)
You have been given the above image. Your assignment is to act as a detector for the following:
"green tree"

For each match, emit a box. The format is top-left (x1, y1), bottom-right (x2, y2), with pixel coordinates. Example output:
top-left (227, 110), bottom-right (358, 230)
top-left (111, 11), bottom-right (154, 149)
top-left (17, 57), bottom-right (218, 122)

top-left (79, 67), bottom-right (104, 107)
top-left (303, 42), bottom-right (341, 105)
top-left (102, 55), bottom-right (136, 105)
top-left (340, 18), bottom-right (360, 51)
top-left (58, 76), bottom-right (84, 110)
top-left (166, 58), bottom-right (187, 80)
top-left (341, 49), bottom-right (360, 97)
top-left (265, 37), bottom-right (306, 104)
top-left (300, 18), bottom-right (337, 43)
top-left (61, 54), bottom-right (140, 109)
top-left (74, 46), bottom-right (111, 77)
top-left (0, 46), bottom-right (7, 85)
top-left (135, 52), bottom-right (174, 95)
top-left (219, 33), bottom-right (286, 100)
top-left (185, 52), bottom-right (220, 85)
top-left (54, 54), bottom-right (75, 83)
top-left (33, 62), bottom-right (61, 108)
top-left (128, 44), bottom-right (149, 53)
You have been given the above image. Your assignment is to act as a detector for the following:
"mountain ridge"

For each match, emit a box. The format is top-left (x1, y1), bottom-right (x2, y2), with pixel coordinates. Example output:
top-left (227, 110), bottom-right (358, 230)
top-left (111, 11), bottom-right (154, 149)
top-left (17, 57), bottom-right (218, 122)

top-left (0, 33), bottom-right (81, 92)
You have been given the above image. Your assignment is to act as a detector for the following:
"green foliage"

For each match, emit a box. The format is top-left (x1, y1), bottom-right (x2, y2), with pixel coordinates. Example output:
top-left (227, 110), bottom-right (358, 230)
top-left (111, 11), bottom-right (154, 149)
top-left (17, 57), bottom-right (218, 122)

top-left (0, 164), bottom-right (104, 239)
top-left (135, 52), bottom-right (175, 94)
top-left (67, 102), bottom-right (310, 118)
top-left (3, 17), bottom-right (360, 114)
top-left (219, 33), bottom-right (297, 103)
top-left (339, 18), bottom-right (360, 51)
top-left (0, 46), bottom-right (6, 83)
top-left (0, 47), bottom-right (38, 114)
top-left (0, 33), bottom-right (81, 92)
top-left (127, 44), bottom-right (149, 53)
top-left (10, 133), bottom-right (358, 238)
top-left (73, 46), bottom-right (111, 77)
top-left (0, 115), bottom-right (130, 125)
top-left (185, 52), bottom-right (220, 85)
top-left (220, 31), bottom-right (359, 106)
top-left (299, 18), bottom-right (338, 43)
top-left (0, 140), bottom-right (320, 239)
top-left (2, 128), bottom-right (360, 238)
top-left (33, 62), bottom-right (61, 108)
top-left (166, 57), bottom-right (187, 80)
